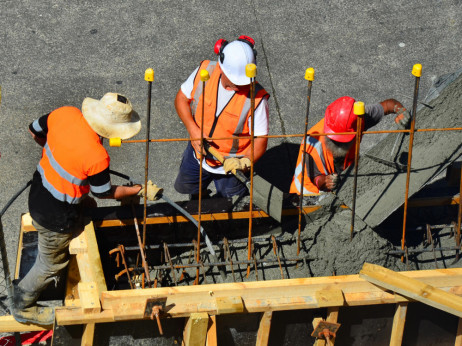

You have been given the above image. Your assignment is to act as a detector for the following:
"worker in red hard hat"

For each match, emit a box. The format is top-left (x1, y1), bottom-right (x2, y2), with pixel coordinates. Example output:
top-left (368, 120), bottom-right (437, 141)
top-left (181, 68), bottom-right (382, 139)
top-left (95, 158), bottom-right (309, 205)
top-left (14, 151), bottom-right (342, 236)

top-left (174, 36), bottom-right (270, 199)
top-left (290, 96), bottom-right (410, 196)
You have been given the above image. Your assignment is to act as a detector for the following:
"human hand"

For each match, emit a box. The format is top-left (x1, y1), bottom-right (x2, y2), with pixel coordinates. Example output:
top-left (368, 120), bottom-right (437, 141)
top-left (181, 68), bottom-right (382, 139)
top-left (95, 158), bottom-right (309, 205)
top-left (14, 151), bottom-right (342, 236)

top-left (325, 174), bottom-right (339, 190)
top-left (138, 180), bottom-right (163, 201)
top-left (189, 126), bottom-right (207, 156)
top-left (223, 157), bottom-right (251, 174)
top-left (394, 107), bottom-right (411, 129)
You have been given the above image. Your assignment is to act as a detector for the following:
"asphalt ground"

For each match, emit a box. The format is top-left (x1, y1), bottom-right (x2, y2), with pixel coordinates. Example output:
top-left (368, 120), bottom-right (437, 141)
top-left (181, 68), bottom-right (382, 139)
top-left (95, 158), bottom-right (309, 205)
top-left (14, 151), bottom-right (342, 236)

top-left (0, 0), bottom-right (461, 313)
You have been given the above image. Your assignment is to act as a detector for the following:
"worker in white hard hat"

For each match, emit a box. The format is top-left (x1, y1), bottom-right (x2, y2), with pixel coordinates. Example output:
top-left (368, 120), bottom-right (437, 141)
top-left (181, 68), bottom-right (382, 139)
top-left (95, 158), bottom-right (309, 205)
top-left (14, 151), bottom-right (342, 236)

top-left (174, 35), bottom-right (270, 199)
top-left (12, 93), bottom-right (162, 325)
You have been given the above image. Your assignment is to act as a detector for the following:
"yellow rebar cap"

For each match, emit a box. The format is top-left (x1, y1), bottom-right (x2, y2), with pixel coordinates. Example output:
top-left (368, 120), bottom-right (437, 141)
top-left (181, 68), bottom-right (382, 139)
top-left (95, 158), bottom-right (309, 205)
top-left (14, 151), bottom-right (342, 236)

top-left (145, 68), bottom-right (154, 82)
top-left (200, 69), bottom-right (210, 82)
top-left (353, 101), bottom-right (365, 116)
top-left (412, 63), bottom-right (422, 77)
top-left (305, 68), bottom-right (315, 81)
top-left (109, 137), bottom-right (122, 147)
top-left (245, 64), bottom-right (257, 78)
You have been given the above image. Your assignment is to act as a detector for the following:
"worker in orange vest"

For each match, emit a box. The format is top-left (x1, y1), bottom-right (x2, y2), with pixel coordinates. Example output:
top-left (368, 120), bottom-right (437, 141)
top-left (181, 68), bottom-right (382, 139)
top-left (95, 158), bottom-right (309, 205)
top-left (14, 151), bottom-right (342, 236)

top-left (174, 36), bottom-right (270, 199)
top-left (13, 93), bottom-right (162, 325)
top-left (290, 96), bottom-right (410, 197)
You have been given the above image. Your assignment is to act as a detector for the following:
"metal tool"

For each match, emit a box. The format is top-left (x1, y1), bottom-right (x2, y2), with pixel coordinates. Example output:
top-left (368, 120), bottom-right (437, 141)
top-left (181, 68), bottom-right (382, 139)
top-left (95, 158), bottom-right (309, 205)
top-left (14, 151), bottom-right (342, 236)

top-left (401, 63), bottom-right (422, 261)
top-left (350, 101), bottom-right (365, 240)
top-left (311, 320), bottom-right (341, 346)
top-left (364, 153), bottom-right (407, 171)
top-left (203, 141), bottom-right (284, 222)
top-left (297, 67), bottom-right (315, 256)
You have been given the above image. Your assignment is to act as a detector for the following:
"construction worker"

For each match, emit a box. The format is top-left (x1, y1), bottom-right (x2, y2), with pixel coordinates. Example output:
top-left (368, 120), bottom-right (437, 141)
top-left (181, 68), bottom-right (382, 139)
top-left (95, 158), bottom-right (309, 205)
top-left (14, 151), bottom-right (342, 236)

top-left (290, 96), bottom-right (410, 196)
top-left (13, 93), bottom-right (162, 325)
top-left (174, 36), bottom-right (270, 199)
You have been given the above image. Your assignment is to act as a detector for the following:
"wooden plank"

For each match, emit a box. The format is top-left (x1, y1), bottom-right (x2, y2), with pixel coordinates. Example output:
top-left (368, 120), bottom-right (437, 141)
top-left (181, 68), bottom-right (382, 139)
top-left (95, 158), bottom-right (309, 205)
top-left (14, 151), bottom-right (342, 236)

top-left (0, 315), bottom-right (52, 332)
top-left (183, 312), bottom-right (209, 346)
top-left (81, 323), bottom-right (95, 346)
top-left (55, 307), bottom-right (115, 325)
top-left (256, 311), bottom-right (272, 346)
top-left (21, 213), bottom-right (35, 232)
top-left (312, 317), bottom-right (325, 346)
top-left (69, 231), bottom-right (88, 255)
top-left (56, 268), bottom-right (462, 325)
top-left (455, 318), bottom-right (462, 346)
top-left (65, 255), bottom-right (81, 307)
top-left (326, 307), bottom-right (339, 345)
top-left (315, 289), bottom-right (344, 308)
top-left (205, 315), bottom-right (217, 346)
top-left (360, 263), bottom-right (462, 317)
top-left (214, 296), bottom-right (244, 315)
top-left (390, 302), bottom-right (407, 346)
top-left (78, 282), bottom-right (101, 314)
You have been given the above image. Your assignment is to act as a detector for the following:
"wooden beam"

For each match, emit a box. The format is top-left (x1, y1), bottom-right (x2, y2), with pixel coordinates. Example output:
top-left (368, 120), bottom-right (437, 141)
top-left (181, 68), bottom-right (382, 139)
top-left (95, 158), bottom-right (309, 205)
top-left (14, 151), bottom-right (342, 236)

top-left (312, 317), bottom-right (325, 346)
top-left (55, 268), bottom-right (462, 325)
top-left (78, 282), bottom-right (101, 314)
top-left (81, 323), bottom-right (95, 346)
top-left (205, 315), bottom-right (217, 346)
top-left (389, 302), bottom-right (407, 346)
top-left (0, 315), bottom-right (52, 332)
top-left (360, 263), bottom-right (462, 317)
top-left (315, 289), bottom-right (344, 308)
top-left (183, 312), bottom-right (209, 346)
top-left (256, 311), bottom-right (272, 346)
top-left (455, 318), bottom-right (462, 346)
top-left (65, 256), bottom-right (81, 307)
top-left (214, 296), bottom-right (244, 315)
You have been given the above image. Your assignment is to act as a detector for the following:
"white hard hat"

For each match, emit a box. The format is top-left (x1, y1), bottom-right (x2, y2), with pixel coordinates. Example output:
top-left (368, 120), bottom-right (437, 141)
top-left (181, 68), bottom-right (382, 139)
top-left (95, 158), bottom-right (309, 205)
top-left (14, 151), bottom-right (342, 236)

top-left (218, 40), bottom-right (255, 86)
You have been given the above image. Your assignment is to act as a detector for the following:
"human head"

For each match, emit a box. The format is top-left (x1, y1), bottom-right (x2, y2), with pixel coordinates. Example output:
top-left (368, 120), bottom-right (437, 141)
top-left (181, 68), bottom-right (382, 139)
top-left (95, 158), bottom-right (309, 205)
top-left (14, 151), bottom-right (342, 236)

top-left (82, 93), bottom-right (141, 139)
top-left (216, 37), bottom-right (256, 86)
top-left (324, 96), bottom-right (357, 142)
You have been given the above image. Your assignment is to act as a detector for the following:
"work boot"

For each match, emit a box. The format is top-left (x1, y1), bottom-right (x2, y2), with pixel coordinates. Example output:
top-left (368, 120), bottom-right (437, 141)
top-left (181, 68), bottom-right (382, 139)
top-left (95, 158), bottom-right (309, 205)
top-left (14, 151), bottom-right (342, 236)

top-left (11, 280), bottom-right (54, 325)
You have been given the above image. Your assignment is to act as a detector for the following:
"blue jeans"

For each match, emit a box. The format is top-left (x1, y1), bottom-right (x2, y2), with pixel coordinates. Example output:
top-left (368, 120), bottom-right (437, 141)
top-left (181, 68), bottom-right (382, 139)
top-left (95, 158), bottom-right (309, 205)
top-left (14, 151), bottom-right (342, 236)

top-left (174, 143), bottom-right (248, 198)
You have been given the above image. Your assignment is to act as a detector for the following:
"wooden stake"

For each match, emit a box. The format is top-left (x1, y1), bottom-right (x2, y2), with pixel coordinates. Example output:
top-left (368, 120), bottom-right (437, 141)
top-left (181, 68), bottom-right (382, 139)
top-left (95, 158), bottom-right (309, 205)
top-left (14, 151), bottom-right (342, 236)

top-left (390, 302), bottom-right (407, 346)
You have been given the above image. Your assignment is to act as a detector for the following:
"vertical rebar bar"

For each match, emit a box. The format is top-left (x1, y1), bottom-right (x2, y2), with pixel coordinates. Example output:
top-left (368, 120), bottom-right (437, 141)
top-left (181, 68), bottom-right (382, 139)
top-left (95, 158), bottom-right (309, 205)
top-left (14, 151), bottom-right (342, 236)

top-left (142, 68), bottom-right (154, 249)
top-left (246, 64), bottom-right (257, 277)
top-left (350, 102), bottom-right (365, 240)
top-left (401, 64), bottom-right (422, 260)
top-left (196, 70), bottom-right (209, 284)
top-left (297, 68), bottom-right (315, 256)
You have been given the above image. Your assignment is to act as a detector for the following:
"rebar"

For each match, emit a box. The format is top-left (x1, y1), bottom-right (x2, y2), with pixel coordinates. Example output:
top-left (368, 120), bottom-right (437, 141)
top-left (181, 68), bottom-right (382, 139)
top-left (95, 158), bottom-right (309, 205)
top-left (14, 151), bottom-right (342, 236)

top-left (247, 72), bottom-right (256, 278)
top-left (350, 107), bottom-right (364, 240)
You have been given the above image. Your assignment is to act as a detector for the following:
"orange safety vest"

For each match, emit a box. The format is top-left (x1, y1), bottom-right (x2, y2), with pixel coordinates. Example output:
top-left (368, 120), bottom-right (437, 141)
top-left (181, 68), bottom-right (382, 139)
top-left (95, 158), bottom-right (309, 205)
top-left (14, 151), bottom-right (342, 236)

top-left (37, 106), bottom-right (110, 204)
top-left (190, 60), bottom-right (269, 167)
top-left (289, 119), bottom-right (358, 195)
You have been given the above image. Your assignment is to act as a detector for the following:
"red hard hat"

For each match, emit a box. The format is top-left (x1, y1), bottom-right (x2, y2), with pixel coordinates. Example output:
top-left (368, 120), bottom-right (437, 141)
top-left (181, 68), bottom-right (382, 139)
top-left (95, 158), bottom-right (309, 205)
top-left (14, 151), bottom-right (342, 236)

top-left (323, 96), bottom-right (357, 142)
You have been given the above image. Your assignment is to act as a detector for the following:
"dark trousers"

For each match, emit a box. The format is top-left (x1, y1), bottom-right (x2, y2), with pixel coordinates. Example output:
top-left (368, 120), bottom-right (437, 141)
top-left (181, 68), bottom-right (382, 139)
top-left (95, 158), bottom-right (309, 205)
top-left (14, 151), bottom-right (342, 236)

top-left (174, 143), bottom-right (248, 198)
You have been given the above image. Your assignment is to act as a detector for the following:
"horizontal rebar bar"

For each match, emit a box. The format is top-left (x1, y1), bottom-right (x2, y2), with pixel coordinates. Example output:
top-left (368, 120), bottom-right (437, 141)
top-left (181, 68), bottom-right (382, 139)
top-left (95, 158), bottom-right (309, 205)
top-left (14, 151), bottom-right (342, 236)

top-left (127, 256), bottom-right (309, 272)
top-left (117, 235), bottom-right (291, 252)
top-left (388, 246), bottom-right (460, 255)
top-left (119, 127), bottom-right (462, 143)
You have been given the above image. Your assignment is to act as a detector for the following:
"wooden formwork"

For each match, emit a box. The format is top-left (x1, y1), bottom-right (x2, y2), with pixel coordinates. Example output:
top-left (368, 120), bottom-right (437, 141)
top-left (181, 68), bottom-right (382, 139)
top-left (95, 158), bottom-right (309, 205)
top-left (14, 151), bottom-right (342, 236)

top-left (2, 206), bottom-right (462, 345)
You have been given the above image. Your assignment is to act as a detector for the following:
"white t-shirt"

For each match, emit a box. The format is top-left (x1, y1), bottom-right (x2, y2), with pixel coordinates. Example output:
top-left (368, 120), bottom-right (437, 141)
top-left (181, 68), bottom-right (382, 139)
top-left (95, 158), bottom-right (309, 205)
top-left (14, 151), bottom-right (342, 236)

top-left (181, 66), bottom-right (269, 174)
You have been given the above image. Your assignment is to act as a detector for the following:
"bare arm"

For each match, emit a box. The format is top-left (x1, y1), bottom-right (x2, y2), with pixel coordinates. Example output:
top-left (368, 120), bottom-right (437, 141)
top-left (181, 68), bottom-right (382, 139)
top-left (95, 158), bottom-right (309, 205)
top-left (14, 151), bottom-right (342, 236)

top-left (241, 137), bottom-right (268, 163)
top-left (379, 99), bottom-right (405, 115)
top-left (29, 129), bottom-right (46, 147)
top-left (174, 89), bottom-right (205, 155)
top-left (98, 185), bottom-right (142, 200)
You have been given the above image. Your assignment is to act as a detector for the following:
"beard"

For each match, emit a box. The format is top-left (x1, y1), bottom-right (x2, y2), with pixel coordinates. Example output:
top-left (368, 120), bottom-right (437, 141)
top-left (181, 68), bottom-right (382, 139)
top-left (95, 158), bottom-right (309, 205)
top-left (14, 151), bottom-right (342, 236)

top-left (325, 137), bottom-right (354, 159)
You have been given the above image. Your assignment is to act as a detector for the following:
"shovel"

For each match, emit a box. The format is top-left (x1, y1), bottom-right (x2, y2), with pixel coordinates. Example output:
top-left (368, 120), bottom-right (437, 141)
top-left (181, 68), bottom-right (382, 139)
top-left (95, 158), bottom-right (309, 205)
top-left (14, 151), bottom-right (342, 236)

top-left (203, 142), bottom-right (283, 222)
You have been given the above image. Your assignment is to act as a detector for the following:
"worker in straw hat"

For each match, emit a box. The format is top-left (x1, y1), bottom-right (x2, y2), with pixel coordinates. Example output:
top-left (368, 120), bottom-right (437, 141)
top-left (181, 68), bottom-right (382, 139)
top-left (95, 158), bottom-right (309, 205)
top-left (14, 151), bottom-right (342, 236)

top-left (174, 35), bottom-right (270, 199)
top-left (12, 93), bottom-right (162, 325)
top-left (290, 96), bottom-right (410, 197)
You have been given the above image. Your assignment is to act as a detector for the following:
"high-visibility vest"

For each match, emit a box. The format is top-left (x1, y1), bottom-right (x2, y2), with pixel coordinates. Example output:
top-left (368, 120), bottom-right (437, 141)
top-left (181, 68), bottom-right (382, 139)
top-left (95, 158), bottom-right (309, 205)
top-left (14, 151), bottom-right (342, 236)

top-left (37, 106), bottom-right (110, 204)
top-left (289, 119), bottom-right (357, 195)
top-left (190, 60), bottom-right (269, 167)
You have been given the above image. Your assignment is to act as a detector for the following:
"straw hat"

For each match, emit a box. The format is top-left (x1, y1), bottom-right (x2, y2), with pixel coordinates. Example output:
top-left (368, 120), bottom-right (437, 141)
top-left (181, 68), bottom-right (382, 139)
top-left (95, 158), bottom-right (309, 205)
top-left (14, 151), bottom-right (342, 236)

top-left (82, 93), bottom-right (141, 139)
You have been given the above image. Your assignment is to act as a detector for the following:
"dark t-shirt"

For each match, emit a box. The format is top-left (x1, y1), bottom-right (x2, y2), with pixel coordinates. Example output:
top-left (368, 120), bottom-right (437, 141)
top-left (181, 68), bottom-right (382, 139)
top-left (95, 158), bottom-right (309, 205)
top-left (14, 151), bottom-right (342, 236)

top-left (28, 113), bottom-right (112, 232)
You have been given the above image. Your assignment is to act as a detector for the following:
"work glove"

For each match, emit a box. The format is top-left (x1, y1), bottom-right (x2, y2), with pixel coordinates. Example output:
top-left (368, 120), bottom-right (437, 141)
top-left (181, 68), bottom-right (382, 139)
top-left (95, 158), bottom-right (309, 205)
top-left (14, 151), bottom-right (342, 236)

top-left (325, 174), bottom-right (339, 190)
top-left (137, 180), bottom-right (163, 201)
top-left (223, 157), bottom-right (251, 175)
top-left (394, 107), bottom-right (411, 129)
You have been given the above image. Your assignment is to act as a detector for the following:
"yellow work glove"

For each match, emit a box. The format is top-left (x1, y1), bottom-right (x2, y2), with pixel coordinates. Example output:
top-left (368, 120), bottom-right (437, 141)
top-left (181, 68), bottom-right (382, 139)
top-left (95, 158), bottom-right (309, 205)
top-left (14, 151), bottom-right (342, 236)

top-left (223, 157), bottom-right (251, 175)
top-left (137, 180), bottom-right (163, 201)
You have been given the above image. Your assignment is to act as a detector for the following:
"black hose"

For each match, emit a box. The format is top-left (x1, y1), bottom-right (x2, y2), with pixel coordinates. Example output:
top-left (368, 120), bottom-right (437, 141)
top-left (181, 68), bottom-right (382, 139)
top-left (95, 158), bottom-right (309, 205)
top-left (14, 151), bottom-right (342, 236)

top-left (0, 180), bottom-right (32, 218)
